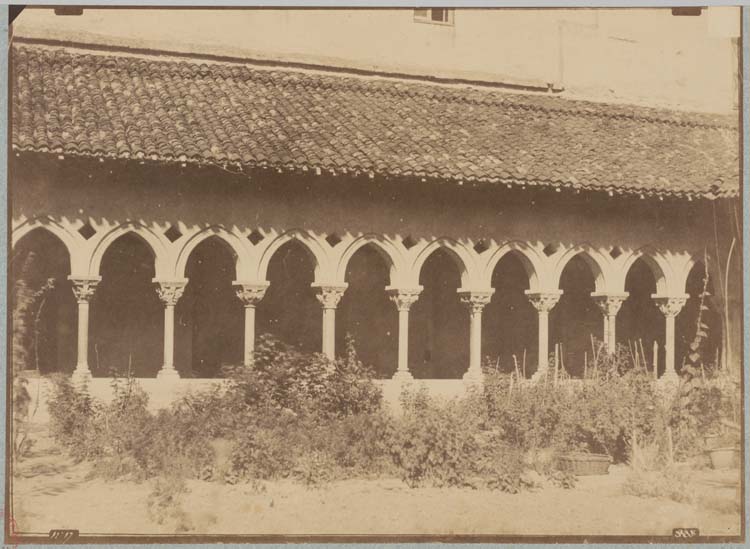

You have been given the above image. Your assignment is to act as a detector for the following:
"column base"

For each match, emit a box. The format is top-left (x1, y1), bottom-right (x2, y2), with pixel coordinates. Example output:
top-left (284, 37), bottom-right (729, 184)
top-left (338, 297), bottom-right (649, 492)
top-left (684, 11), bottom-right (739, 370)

top-left (391, 370), bottom-right (413, 383)
top-left (531, 368), bottom-right (548, 382)
top-left (71, 367), bottom-right (92, 387)
top-left (462, 369), bottom-right (484, 385)
top-left (658, 368), bottom-right (679, 382)
top-left (656, 369), bottom-right (680, 399)
top-left (156, 366), bottom-right (181, 380)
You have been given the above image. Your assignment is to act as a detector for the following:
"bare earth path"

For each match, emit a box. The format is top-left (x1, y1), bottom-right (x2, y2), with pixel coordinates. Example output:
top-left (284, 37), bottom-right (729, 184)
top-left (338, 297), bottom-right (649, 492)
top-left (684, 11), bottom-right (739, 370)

top-left (10, 426), bottom-right (741, 538)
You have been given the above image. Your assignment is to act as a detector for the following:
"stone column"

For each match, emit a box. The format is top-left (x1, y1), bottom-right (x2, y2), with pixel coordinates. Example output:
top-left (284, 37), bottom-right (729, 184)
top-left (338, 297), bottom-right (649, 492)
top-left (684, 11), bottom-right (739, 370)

top-left (313, 284), bottom-right (348, 359)
top-left (652, 294), bottom-right (688, 380)
top-left (591, 292), bottom-right (629, 353)
top-left (525, 290), bottom-right (562, 379)
top-left (458, 289), bottom-right (495, 382)
top-left (155, 280), bottom-right (187, 379)
top-left (68, 276), bottom-right (101, 385)
top-left (386, 286), bottom-right (422, 381)
top-left (233, 281), bottom-right (270, 366)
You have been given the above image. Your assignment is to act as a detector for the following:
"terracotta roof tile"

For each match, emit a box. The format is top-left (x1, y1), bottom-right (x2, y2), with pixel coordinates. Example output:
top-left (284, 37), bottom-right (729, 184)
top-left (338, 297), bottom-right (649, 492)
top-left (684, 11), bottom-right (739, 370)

top-left (11, 44), bottom-right (739, 199)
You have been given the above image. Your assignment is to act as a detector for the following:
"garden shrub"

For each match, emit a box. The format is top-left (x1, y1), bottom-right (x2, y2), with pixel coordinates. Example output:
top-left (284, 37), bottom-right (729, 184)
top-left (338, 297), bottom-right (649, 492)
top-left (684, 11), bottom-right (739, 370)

top-left (328, 410), bottom-right (396, 476)
top-left (45, 328), bottom-right (733, 501)
top-left (622, 465), bottom-right (697, 504)
top-left (481, 348), bottom-right (667, 465)
top-left (147, 474), bottom-right (193, 532)
top-left (388, 398), bottom-right (480, 488)
top-left (473, 431), bottom-right (528, 492)
top-left (47, 375), bottom-right (101, 461)
top-left (229, 423), bottom-right (298, 481)
top-left (222, 335), bottom-right (382, 423)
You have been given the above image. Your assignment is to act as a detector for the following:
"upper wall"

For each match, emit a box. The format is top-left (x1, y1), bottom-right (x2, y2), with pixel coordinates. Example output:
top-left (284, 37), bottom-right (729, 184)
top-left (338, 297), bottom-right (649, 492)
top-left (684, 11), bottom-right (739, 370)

top-left (11, 153), bottom-right (726, 292)
top-left (12, 7), bottom-right (740, 114)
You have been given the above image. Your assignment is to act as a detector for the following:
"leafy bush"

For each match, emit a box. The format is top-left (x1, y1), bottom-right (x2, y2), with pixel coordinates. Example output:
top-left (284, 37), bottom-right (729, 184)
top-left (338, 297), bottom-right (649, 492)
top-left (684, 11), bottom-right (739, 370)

top-left (622, 465), bottom-right (697, 504)
top-left (546, 469), bottom-right (577, 489)
top-left (12, 374), bottom-right (33, 461)
top-left (47, 375), bottom-right (215, 481)
top-left (669, 365), bottom-right (740, 460)
top-left (147, 474), bottom-right (193, 532)
top-left (46, 327), bottom-right (733, 501)
top-left (388, 397), bottom-right (480, 488)
top-left (222, 335), bottom-right (382, 423)
top-left (481, 348), bottom-right (665, 465)
top-left (47, 375), bottom-right (101, 461)
top-left (230, 423), bottom-right (298, 481)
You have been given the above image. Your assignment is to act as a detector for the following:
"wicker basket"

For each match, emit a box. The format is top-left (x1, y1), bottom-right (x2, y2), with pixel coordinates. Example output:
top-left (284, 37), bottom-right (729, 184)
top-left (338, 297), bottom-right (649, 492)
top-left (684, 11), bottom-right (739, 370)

top-left (558, 453), bottom-right (611, 476)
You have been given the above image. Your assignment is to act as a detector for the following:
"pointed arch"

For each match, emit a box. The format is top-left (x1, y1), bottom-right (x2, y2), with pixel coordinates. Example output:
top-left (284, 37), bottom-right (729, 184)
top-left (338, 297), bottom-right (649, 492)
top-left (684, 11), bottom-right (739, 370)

top-left (12, 217), bottom-right (80, 273)
top-left (481, 241), bottom-right (542, 291)
top-left (256, 229), bottom-right (329, 282)
top-left (551, 246), bottom-right (609, 292)
top-left (670, 251), bottom-right (702, 297)
top-left (411, 238), bottom-right (474, 288)
top-left (336, 235), bottom-right (404, 286)
top-left (619, 247), bottom-right (670, 295)
top-left (89, 222), bottom-right (169, 279)
top-left (174, 226), bottom-right (252, 280)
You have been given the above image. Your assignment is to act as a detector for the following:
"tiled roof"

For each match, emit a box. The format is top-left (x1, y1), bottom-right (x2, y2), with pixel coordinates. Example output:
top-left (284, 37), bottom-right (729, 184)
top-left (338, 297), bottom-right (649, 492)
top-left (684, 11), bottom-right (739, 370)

top-left (11, 43), bottom-right (739, 199)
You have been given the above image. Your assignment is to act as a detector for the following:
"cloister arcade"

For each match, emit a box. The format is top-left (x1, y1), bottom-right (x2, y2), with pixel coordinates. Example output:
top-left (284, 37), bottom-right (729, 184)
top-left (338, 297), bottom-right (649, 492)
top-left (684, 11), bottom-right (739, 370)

top-left (11, 215), bottom-right (719, 387)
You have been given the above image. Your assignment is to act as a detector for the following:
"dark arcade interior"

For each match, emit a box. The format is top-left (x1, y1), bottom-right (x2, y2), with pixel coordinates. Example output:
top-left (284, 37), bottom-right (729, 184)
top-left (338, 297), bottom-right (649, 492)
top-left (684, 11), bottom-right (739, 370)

top-left (10, 228), bottom-right (725, 380)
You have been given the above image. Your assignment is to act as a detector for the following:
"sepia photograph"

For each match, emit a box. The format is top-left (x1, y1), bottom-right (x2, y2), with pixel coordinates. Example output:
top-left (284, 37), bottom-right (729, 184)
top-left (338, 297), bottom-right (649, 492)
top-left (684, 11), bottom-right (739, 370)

top-left (4, 4), bottom-right (745, 543)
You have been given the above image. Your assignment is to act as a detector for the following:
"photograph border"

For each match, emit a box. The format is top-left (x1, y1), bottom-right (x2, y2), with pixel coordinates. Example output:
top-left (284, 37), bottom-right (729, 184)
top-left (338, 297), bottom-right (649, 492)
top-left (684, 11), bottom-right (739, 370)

top-left (1, 2), bottom-right (747, 546)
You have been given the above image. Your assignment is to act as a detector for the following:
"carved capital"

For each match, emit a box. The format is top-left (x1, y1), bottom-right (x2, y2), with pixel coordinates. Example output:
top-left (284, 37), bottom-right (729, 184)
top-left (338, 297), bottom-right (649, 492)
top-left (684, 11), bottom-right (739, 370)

top-left (525, 290), bottom-right (562, 313)
top-left (155, 280), bottom-right (187, 306)
top-left (386, 286), bottom-right (423, 312)
top-left (652, 295), bottom-right (688, 318)
top-left (68, 276), bottom-right (101, 303)
top-left (591, 292), bottom-right (629, 317)
top-left (233, 281), bottom-right (269, 307)
top-left (458, 289), bottom-right (494, 314)
top-left (313, 284), bottom-right (348, 309)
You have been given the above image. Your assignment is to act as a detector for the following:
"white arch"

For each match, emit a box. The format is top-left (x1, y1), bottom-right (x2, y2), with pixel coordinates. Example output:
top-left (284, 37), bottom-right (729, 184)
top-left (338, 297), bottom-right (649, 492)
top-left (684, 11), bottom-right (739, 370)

top-left (173, 226), bottom-right (254, 280)
top-left (550, 245), bottom-right (610, 292)
top-left (11, 217), bottom-right (81, 273)
top-left (256, 229), bottom-right (329, 282)
top-left (335, 234), bottom-right (405, 286)
top-left (669, 251), bottom-right (703, 297)
top-left (618, 247), bottom-right (671, 295)
top-left (480, 241), bottom-right (543, 291)
top-left (409, 237), bottom-right (476, 288)
top-left (88, 222), bottom-right (170, 279)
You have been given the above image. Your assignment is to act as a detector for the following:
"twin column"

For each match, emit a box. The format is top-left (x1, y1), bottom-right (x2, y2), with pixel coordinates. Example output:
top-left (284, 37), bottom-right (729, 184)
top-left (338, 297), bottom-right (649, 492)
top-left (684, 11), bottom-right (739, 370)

top-left (313, 284), bottom-right (349, 360)
top-left (234, 282), bottom-right (270, 365)
top-left (69, 276), bottom-right (101, 385)
top-left (67, 277), bottom-right (689, 383)
top-left (525, 290), bottom-right (562, 378)
top-left (591, 292), bottom-right (629, 354)
top-left (653, 295), bottom-right (689, 380)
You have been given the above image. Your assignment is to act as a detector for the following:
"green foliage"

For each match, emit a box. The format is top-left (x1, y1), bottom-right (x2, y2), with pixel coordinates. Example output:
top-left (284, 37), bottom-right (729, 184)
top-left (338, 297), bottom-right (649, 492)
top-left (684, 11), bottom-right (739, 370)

top-left (12, 374), bottom-right (33, 461)
top-left (388, 398), bottom-right (479, 487)
top-left (546, 469), bottom-right (577, 489)
top-left (622, 465), bottom-right (697, 504)
top-left (47, 374), bottom-right (214, 480)
top-left (147, 474), bottom-right (193, 532)
top-left (669, 365), bottom-right (740, 460)
top-left (46, 327), bottom-right (737, 502)
top-left (222, 334), bottom-right (382, 422)
top-left (47, 375), bottom-right (101, 461)
top-left (480, 348), bottom-right (665, 464)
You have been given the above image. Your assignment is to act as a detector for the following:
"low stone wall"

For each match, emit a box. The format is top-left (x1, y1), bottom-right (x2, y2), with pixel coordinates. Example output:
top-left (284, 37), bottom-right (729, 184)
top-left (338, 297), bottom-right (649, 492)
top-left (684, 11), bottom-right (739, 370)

top-left (22, 374), bottom-right (475, 425)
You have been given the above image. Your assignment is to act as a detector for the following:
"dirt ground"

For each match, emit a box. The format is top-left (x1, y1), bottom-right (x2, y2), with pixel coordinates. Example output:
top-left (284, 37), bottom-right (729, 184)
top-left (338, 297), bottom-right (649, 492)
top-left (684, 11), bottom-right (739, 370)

top-left (10, 425), bottom-right (742, 538)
